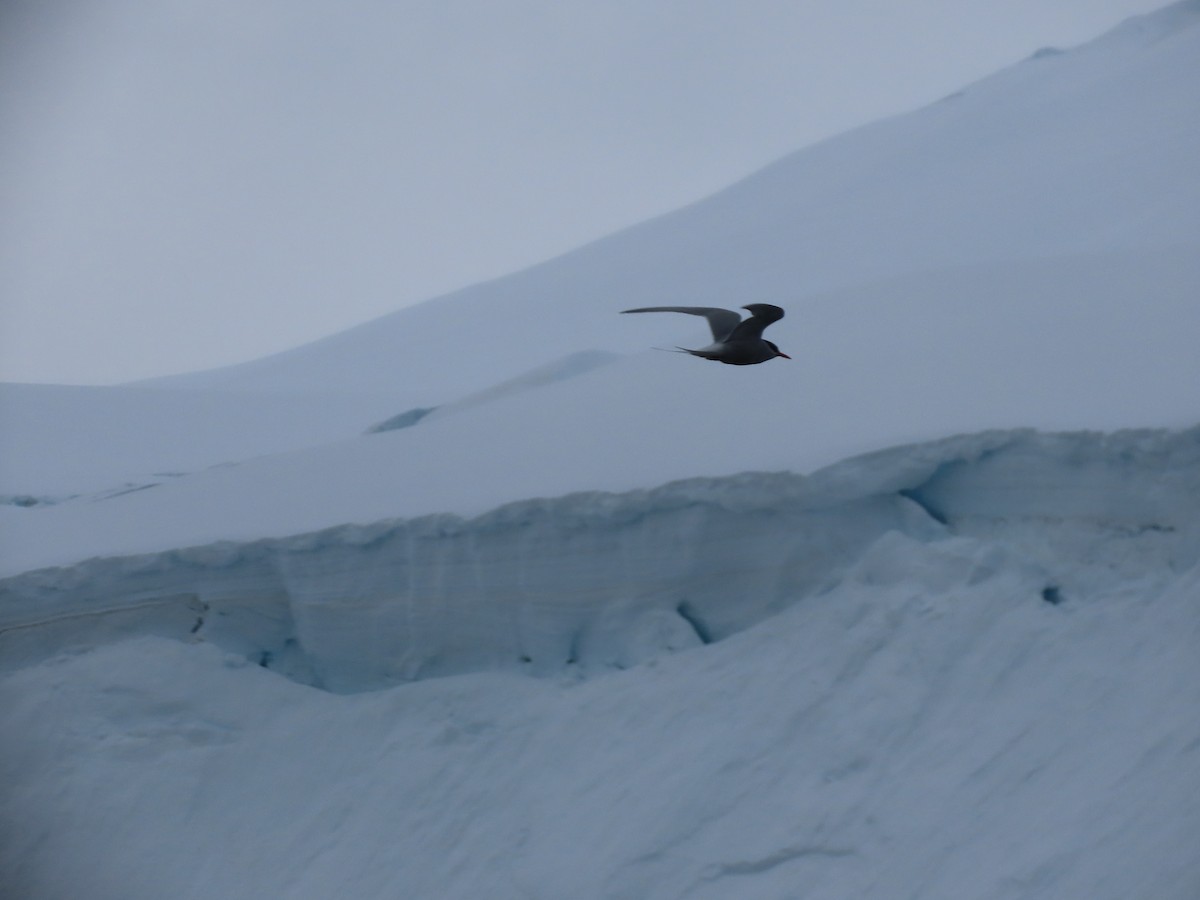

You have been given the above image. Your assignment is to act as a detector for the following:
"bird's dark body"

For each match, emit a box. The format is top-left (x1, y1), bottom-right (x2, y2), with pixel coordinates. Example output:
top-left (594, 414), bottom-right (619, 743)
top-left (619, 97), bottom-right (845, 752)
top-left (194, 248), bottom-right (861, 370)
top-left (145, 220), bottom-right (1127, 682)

top-left (620, 303), bottom-right (789, 365)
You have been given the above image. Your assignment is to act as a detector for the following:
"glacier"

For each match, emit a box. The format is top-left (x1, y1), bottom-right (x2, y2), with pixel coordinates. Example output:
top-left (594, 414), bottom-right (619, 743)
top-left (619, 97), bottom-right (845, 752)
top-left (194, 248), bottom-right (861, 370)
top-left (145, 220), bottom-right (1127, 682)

top-left (3, 426), bottom-right (1197, 695)
top-left (3, 4), bottom-right (1200, 898)
top-left (1, 426), bottom-right (1198, 899)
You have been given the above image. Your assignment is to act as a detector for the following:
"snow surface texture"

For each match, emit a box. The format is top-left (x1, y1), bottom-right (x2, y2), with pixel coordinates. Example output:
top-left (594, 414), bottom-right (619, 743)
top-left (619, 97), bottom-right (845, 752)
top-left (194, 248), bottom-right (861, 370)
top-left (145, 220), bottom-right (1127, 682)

top-left (2, 427), bottom-right (1198, 898)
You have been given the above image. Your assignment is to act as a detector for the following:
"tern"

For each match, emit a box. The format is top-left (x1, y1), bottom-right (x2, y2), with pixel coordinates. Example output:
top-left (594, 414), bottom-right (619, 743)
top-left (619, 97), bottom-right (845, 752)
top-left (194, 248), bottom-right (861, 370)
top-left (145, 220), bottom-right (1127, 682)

top-left (621, 304), bottom-right (790, 365)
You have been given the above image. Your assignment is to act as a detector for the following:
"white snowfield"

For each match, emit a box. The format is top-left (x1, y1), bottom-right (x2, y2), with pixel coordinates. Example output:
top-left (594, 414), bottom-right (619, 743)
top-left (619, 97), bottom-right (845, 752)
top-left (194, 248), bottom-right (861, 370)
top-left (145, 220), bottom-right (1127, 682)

top-left (4, 245), bottom-right (1199, 575)
top-left (3, 3), bottom-right (1200, 898)
top-left (137, 1), bottom-right (1200, 402)
top-left (4, 0), bottom-right (1200, 573)
top-left (2, 426), bottom-right (1198, 899)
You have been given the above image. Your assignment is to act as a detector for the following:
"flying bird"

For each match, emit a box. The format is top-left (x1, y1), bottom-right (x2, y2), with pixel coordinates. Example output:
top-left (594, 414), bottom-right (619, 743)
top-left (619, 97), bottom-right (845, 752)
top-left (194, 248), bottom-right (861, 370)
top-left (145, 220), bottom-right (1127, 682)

top-left (621, 304), bottom-right (790, 366)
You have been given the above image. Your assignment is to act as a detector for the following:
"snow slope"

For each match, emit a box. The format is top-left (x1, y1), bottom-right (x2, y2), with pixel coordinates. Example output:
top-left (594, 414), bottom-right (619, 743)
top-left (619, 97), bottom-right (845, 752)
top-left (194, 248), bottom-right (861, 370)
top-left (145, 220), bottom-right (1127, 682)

top-left (3, 426), bottom-right (1196, 689)
top-left (138, 0), bottom-right (1200, 400)
top-left (5, 3), bottom-right (1198, 573)
top-left (0, 382), bottom-right (410, 500)
top-left (2, 427), bottom-right (1198, 898)
top-left (4, 245), bottom-right (1199, 574)
top-left (3, 5), bottom-right (1200, 898)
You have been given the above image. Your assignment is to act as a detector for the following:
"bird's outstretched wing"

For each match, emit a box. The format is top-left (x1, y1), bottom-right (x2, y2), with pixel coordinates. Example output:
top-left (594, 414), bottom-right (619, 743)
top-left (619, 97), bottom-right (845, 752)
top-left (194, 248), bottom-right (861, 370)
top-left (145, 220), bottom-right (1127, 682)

top-left (728, 304), bottom-right (785, 341)
top-left (620, 306), bottom-right (743, 342)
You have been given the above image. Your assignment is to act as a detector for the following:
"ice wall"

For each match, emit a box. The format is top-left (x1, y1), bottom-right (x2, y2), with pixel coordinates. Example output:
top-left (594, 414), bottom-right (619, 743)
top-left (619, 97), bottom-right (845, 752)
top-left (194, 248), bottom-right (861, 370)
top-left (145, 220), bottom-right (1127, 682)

top-left (2, 427), bottom-right (1196, 693)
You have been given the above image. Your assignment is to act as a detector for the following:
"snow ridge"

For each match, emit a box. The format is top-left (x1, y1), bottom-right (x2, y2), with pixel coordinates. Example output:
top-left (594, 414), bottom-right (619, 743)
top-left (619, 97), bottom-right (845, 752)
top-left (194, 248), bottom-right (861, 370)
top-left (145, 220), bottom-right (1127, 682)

top-left (4, 427), bottom-right (1195, 693)
top-left (2, 425), bottom-right (1198, 900)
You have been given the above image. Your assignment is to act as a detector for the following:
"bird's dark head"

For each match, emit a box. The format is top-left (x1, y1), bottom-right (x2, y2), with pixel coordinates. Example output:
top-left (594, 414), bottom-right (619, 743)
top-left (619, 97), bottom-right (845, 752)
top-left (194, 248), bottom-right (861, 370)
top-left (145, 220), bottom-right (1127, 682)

top-left (741, 303), bottom-right (786, 322)
top-left (765, 340), bottom-right (790, 360)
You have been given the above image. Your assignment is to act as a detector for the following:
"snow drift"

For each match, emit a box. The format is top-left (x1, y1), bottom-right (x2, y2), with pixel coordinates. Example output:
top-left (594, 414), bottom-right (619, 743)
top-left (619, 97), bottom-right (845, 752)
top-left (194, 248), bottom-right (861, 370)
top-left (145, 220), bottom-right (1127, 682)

top-left (4, 426), bottom-right (1196, 695)
top-left (2, 426), bottom-right (1198, 899)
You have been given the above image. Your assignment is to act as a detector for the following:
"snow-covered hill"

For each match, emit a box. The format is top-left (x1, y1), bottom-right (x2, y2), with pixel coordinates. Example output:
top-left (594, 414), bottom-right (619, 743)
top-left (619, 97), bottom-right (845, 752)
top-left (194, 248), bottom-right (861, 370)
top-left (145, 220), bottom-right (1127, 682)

top-left (2, 4), bottom-right (1200, 898)
top-left (4, 1), bottom-right (1198, 574)
top-left (138, 0), bottom-right (1200, 400)
top-left (3, 427), bottom-right (1198, 898)
top-left (4, 244), bottom-right (1198, 575)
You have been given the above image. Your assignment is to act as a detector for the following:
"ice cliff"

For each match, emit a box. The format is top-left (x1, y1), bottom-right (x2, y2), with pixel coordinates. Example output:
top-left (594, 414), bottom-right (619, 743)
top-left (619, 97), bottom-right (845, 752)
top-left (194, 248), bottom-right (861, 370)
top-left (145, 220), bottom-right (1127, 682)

top-left (3, 425), bottom-right (1198, 900)
top-left (4, 427), bottom-right (1196, 694)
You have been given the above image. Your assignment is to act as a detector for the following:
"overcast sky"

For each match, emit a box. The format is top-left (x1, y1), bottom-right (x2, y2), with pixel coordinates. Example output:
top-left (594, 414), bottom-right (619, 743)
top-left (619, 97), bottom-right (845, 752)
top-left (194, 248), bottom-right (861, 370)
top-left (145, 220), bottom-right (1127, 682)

top-left (0, 0), bottom-right (1168, 385)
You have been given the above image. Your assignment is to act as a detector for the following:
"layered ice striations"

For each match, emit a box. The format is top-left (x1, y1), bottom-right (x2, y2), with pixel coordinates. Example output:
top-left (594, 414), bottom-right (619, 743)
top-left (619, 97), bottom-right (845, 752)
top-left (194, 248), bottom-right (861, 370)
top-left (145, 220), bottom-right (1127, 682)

top-left (2, 427), bottom-right (1196, 693)
top-left (0, 478), bottom-right (930, 692)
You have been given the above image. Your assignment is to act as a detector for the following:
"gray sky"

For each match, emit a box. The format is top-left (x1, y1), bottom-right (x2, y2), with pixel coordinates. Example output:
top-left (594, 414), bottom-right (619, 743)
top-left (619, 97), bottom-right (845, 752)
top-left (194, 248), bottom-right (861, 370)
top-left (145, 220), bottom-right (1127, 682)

top-left (0, 0), bottom-right (1168, 385)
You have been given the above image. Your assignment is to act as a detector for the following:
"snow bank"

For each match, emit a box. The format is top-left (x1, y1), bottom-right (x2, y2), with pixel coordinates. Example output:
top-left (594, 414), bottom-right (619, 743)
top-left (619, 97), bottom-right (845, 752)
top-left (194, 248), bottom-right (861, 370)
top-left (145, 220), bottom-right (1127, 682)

top-left (4, 427), bottom-right (1195, 694)
top-left (1, 425), bottom-right (1197, 900)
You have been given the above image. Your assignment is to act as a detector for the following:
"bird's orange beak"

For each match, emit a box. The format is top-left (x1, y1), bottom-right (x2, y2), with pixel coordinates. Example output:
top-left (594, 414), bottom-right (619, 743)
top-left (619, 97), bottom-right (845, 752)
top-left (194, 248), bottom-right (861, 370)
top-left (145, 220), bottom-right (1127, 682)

top-left (776, 351), bottom-right (791, 359)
